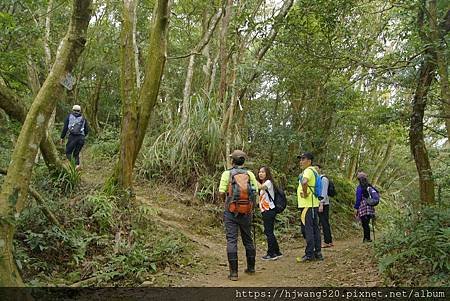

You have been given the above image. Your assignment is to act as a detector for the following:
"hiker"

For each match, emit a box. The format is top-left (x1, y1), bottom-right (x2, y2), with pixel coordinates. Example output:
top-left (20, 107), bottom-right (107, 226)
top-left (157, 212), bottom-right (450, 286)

top-left (257, 166), bottom-right (282, 261)
top-left (354, 172), bottom-right (378, 242)
top-left (315, 164), bottom-right (333, 248)
top-left (297, 152), bottom-right (323, 262)
top-left (60, 105), bottom-right (89, 170)
top-left (218, 150), bottom-right (259, 281)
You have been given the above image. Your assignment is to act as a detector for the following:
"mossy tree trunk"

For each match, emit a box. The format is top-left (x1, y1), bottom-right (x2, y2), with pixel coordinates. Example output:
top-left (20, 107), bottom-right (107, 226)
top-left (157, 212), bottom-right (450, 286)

top-left (0, 0), bottom-right (92, 286)
top-left (0, 81), bottom-right (64, 171)
top-left (111, 0), bottom-right (172, 191)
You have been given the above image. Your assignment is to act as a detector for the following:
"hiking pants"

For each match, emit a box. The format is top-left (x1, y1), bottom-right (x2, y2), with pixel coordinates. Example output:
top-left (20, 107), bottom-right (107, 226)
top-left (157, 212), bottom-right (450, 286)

top-left (224, 211), bottom-right (255, 259)
top-left (65, 134), bottom-right (85, 165)
top-left (319, 204), bottom-right (333, 244)
top-left (300, 207), bottom-right (321, 258)
top-left (262, 209), bottom-right (280, 256)
top-left (361, 215), bottom-right (372, 241)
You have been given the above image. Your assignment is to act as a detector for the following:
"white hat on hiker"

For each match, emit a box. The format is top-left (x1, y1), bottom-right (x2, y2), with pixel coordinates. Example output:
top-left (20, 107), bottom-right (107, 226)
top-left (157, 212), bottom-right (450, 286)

top-left (72, 104), bottom-right (81, 111)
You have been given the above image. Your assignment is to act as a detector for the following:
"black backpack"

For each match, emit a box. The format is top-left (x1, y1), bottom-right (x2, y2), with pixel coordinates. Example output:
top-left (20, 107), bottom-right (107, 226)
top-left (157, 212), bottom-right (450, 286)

top-left (267, 186), bottom-right (287, 214)
top-left (321, 175), bottom-right (337, 198)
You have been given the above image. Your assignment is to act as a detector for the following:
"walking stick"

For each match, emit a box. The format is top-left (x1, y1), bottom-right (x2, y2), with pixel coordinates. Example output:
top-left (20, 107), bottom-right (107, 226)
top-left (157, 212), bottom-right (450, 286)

top-left (372, 217), bottom-right (375, 241)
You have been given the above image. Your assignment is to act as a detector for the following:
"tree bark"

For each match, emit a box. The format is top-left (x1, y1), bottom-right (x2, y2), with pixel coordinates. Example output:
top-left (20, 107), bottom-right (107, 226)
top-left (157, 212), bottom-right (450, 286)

top-left (218, 0), bottom-right (233, 106)
top-left (0, 81), bottom-right (64, 171)
top-left (409, 55), bottom-right (435, 204)
top-left (429, 3), bottom-right (450, 141)
top-left (117, 0), bottom-right (140, 190)
top-left (110, 0), bottom-right (172, 191)
top-left (0, 0), bottom-right (92, 286)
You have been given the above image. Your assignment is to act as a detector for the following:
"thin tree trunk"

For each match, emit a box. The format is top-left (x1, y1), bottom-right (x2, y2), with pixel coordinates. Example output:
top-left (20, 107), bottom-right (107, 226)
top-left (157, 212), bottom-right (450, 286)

top-left (44, 0), bottom-right (54, 69)
top-left (181, 8), bottom-right (222, 124)
top-left (0, 0), bottom-right (92, 286)
top-left (371, 136), bottom-right (395, 187)
top-left (218, 0), bottom-right (233, 106)
top-left (346, 135), bottom-right (362, 180)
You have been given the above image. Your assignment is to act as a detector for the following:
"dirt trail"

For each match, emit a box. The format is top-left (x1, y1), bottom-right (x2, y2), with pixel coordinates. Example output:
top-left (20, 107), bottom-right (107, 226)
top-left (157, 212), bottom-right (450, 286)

top-left (78, 150), bottom-right (382, 288)
top-left (133, 186), bottom-right (383, 287)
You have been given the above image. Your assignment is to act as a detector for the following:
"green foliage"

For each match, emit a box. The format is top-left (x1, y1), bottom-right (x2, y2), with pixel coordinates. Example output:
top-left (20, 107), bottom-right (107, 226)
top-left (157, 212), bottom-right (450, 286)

top-left (139, 96), bottom-right (227, 187)
top-left (88, 126), bottom-right (120, 162)
top-left (50, 163), bottom-right (81, 193)
top-left (375, 205), bottom-right (450, 286)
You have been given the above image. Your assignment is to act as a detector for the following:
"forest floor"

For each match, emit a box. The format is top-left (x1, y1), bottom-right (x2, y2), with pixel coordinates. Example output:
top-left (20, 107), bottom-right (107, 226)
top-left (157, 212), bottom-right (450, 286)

top-left (80, 151), bottom-right (383, 287)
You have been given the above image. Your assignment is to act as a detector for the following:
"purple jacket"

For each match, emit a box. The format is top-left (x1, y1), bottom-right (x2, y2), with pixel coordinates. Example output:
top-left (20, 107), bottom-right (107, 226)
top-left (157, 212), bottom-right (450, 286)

top-left (354, 185), bottom-right (376, 218)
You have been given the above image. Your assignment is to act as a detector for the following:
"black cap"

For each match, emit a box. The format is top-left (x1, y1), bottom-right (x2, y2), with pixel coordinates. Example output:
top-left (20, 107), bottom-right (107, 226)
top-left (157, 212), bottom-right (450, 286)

top-left (297, 152), bottom-right (314, 161)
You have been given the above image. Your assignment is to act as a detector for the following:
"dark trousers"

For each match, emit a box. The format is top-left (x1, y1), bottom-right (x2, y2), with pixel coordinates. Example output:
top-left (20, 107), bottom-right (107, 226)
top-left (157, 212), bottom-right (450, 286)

top-left (65, 135), bottom-right (85, 165)
top-left (300, 207), bottom-right (321, 258)
top-left (318, 204), bottom-right (333, 244)
top-left (361, 215), bottom-right (372, 241)
top-left (262, 209), bottom-right (280, 256)
top-left (224, 211), bottom-right (255, 260)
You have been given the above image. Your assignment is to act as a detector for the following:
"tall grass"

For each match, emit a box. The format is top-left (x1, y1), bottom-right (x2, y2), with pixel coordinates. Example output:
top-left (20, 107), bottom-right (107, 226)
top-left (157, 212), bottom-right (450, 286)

top-left (138, 96), bottom-right (241, 191)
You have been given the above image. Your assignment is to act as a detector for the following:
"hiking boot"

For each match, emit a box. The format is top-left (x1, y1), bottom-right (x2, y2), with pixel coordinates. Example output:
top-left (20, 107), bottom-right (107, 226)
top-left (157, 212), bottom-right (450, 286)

top-left (300, 255), bottom-right (314, 262)
top-left (75, 165), bottom-right (81, 171)
top-left (363, 239), bottom-right (373, 243)
top-left (321, 243), bottom-right (333, 248)
top-left (261, 254), bottom-right (278, 261)
top-left (228, 260), bottom-right (238, 281)
top-left (314, 252), bottom-right (324, 261)
top-left (244, 256), bottom-right (255, 275)
top-left (275, 252), bottom-right (283, 259)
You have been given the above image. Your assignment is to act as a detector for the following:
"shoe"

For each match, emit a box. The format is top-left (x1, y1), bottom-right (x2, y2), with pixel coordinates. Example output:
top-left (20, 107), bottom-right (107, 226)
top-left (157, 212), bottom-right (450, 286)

top-left (228, 260), bottom-right (238, 281)
top-left (75, 165), bottom-right (81, 171)
top-left (300, 255), bottom-right (314, 262)
top-left (261, 254), bottom-right (278, 261)
top-left (321, 243), bottom-right (333, 248)
top-left (244, 256), bottom-right (255, 275)
top-left (363, 239), bottom-right (373, 243)
top-left (275, 252), bottom-right (283, 259)
top-left (314, 252), bottom-right (324, 261)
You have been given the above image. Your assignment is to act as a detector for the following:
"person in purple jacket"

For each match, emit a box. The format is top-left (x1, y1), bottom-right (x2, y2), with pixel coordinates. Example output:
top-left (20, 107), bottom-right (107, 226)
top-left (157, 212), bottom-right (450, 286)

top-left (354, 172), bottom-right (378, 242)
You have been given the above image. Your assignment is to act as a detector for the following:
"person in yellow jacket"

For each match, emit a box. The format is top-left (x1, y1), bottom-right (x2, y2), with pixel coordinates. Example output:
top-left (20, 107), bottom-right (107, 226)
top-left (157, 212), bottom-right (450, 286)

top-left (218, 150), bottom-right (259, 281)
top-left (297, 152), bottom-right (323, 262)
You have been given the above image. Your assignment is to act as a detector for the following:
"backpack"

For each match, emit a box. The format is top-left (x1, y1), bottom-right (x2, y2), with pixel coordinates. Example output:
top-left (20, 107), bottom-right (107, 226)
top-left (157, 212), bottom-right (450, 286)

top-left (68, 114), bottom-right (85, 135)
top-left (365, 186), bottom-right (380, 206)
top-left (321, 175), bottom-right (337, 198)
top-left (267, 186), bottom-right (287, 214)
top-left (226, 168), bottom-right (256, 214)
top-left (299, 167), bottom-right (323, 200)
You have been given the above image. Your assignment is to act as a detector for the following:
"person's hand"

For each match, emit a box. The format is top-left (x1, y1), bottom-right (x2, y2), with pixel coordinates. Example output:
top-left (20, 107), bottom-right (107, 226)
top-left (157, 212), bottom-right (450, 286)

top-left (300, 191), bottom-right (309, 198)
top-left (318, 203), bottom-right (324, 213)
top-left (354, 209), bottom-right (358, 218)
top-left (60, 139), bottom-right (64, 145)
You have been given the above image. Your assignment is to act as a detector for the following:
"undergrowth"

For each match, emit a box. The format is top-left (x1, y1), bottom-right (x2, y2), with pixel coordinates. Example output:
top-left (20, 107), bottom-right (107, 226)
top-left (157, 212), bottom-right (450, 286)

top-left (374, 204), bottom-right (450, 286)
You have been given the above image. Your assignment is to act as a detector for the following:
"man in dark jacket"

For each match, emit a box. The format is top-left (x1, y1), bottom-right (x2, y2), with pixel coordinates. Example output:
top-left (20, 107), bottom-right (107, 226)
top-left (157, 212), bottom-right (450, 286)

top-left (60, 105), bottom-right (89, 170)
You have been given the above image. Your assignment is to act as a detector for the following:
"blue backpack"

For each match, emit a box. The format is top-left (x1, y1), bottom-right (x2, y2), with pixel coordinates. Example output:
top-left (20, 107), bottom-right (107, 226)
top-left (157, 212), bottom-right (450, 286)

top-left (299, 167), bottom-right (323, 200)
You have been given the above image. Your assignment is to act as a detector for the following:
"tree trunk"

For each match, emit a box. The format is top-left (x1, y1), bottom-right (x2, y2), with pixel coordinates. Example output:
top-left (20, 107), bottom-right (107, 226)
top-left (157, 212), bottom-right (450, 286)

top-left (117, 0), bottom-right (140, 190)
top-left (133, 0), bottom-right (172, 165)
top-left (429, 3), bottom-right (450, 141)
top-left (218, 0), bottom-right (233, 106)
top-left (0, 0), bottom-right (92, 286)
top-left (0, 81), bottom-right (64, 171)
top-left (181, 8), bottom-right (222, 124)
top-left (110, 0), bottom-right (172, 191)
top-left (409, 56), bottom-right (435, 204)
top-left (346, 135), bottom-right (362, 180)
top-left (371, 136), bottom-right (395, 187)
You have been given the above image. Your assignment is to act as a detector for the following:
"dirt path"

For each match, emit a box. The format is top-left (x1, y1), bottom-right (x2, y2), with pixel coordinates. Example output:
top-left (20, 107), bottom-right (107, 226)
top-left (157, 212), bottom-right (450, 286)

top-left (134, 186), bottom-right (383, 287)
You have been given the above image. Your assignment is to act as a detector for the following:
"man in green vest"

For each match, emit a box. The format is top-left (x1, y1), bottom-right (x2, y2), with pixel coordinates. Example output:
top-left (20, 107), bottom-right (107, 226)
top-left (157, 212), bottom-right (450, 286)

top-left (297, 152), bottom-right (323, 262)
